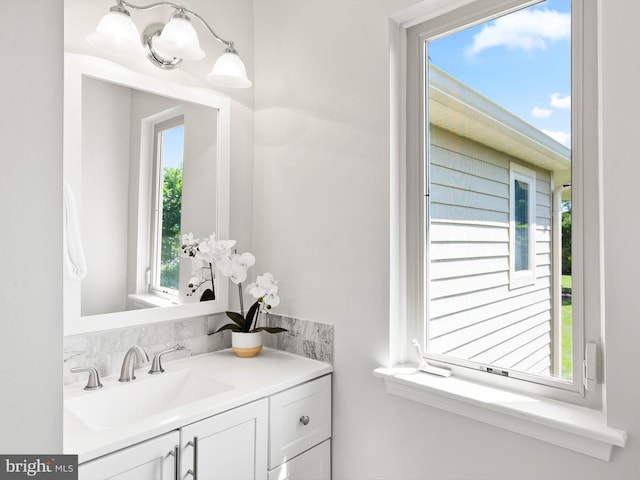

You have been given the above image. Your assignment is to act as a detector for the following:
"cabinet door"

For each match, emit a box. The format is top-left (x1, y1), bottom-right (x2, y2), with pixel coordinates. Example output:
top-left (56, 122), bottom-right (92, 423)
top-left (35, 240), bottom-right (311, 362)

top-left (268, 439), bottom-right (331, 480)
top-left (269, 375), bottom-right (331, 469)
top-left (78, 431), bottom-right (179, 480)
top-left (181, 399), bottom-right (268, 480)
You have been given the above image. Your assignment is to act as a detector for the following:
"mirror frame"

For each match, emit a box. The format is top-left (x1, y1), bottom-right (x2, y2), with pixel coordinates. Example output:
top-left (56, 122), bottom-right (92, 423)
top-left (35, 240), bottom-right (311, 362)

top-left (64, 53), bottom-right (230, 336)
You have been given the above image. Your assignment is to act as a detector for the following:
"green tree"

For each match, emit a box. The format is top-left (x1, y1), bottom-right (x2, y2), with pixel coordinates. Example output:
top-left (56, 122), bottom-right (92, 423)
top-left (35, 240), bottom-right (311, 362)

top-left (160, 166), bottom-right (182, 289)
top-left (562, 201), bottom-right (571, 275)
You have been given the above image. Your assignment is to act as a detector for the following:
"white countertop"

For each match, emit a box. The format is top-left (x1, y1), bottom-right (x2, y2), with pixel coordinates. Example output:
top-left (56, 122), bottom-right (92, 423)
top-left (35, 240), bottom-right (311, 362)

top-left (64, 348), bottom-right (332, 463)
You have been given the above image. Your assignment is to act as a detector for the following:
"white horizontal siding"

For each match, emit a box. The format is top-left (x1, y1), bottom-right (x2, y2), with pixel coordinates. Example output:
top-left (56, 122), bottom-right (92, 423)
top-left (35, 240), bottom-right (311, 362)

top-left (430, 242), bottom-right (509, 260)
top-left (430, 287), bottom-right (551, 335)
top-left (430, 257), bottom-right (507, 280)
top-left (427, 126), bottom-right (554, 376)
top-left (430, 164), bottom-right (509, 198)
top-left (430, 304), bottom-right (550, 354)
top-left (430, 222), bottom-right (508, 243)
top-left (430, 184), bottom-right (509, 213)
top-left (431, 271), bottom-right (508, 299)
top-left (430, 203), bottom-right (508, 225)
top-left (442, 311), bottom-right (551, 360)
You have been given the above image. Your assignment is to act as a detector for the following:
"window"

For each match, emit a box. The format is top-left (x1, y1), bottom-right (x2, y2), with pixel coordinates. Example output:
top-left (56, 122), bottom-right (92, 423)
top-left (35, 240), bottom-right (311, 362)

top-left (510, 163), bottom-right (536, 288)
top-left (402, 0), bottom-right (600, 402)
top-left (150, 117), bottom-right (184, 298)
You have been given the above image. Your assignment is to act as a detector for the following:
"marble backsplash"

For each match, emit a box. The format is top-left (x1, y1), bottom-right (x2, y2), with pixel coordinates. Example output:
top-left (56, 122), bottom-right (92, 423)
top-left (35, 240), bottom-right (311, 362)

top-left (266, 314), bottom-right (333, 364)
top-left (63, 313), bottom-right (333, 385)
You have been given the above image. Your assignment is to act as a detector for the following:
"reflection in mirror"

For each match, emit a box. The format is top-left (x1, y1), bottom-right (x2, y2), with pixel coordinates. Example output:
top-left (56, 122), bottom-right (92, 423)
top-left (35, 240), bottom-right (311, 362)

top-left (64, 54), bottom-right (230, 336)
top-left (80, 77), bottom-right (217, 316)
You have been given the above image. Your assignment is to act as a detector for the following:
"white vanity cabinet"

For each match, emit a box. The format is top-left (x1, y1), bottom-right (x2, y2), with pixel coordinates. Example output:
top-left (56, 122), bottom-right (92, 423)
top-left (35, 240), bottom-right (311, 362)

top-left (69, 351), bottom-right (333, 480)
top-left (268, 375), bottom-right (332, 480)
top-left (180, 398), bottom-right (268, 480)
top-left (78, 431), bottom-right (179, 479)
top-left (77, 400), bottom-right (267, 480)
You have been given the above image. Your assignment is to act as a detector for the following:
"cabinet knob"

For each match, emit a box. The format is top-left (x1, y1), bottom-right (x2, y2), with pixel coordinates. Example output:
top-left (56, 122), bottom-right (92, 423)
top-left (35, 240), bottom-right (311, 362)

top-left (299, 415), bottom-right (310, 426)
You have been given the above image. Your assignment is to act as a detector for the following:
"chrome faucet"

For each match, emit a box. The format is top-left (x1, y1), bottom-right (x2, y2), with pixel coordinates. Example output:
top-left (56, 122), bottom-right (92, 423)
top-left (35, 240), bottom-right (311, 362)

top-left (119, 346), bottom-right (149, 382)
top-left (70, 366), bottom-right (103, 390)
top-left (149, 344), bottom-right (185, 374)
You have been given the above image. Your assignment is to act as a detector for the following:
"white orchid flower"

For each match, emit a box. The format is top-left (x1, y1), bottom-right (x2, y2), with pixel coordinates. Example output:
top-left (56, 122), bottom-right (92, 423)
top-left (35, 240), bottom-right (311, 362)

top-left (213, 243), bottom-right (236, 265)
top-left (216, 255), bottom-right (233, 276)
top-left (182, 232), bottom-right (196, 244)
top-left (181, 232), bottom-right (200, 257)
top-left (229, 268), bottom-right (248, 285)
top-left (234, 252), bottom-right (256, 269)
top-left (262, 292), bottom-right (280, 309)
top-left (247, 273), bottom-right (277, 299)
top-left (217, 252), bottom-right (254, 284)
top-left (205, 233), bottom-right (236, 257)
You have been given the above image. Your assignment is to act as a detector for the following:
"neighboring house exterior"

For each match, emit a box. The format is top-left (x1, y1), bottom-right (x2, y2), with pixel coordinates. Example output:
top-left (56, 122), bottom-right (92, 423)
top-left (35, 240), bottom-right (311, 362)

top-left (426, 65), bottom-right (571, 377)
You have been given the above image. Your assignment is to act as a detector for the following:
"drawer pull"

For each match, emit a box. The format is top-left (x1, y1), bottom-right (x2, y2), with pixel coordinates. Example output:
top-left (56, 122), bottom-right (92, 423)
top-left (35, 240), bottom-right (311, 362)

top-left (186, 436), bottom-right (198, 479)
top-left (299, 415), bottom-right (310, 426)
top-left (168, 445), bottom-right (179, 480)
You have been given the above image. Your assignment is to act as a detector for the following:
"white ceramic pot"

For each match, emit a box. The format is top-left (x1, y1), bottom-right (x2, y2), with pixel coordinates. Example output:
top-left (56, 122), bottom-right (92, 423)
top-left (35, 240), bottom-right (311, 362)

top-left (231, 331), bottom-right (263, 358)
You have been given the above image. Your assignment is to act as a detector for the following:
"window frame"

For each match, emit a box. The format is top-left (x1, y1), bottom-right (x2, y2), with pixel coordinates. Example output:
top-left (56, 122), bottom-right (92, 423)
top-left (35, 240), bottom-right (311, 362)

top-left (400, 0), bottom-right (601, 406)
top-left (509, 162), bottom-right (537, 289)
top-left (149, 115), bottom-right (185, 299)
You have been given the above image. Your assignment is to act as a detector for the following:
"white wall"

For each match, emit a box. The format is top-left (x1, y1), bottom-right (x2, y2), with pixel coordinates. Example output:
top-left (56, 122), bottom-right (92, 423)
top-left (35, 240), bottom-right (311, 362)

top-left (0, 0), bottom-right (63, 452)
top-left (81, 78), bottom-right (131, 315)
top-left (253, 0), bottom-right (640, 478)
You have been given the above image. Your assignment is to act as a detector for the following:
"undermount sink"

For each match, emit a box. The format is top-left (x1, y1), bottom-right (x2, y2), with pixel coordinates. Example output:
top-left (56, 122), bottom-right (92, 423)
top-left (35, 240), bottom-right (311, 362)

top-left (65, 369), bottom-right (233, 429)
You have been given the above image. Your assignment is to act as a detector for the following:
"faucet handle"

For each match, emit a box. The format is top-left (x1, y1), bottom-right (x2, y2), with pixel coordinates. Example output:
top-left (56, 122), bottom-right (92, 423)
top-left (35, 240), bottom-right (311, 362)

top-left (149, 344), bottom-right (185, 374)
top-left (70, 366), bottom-right (103, 390)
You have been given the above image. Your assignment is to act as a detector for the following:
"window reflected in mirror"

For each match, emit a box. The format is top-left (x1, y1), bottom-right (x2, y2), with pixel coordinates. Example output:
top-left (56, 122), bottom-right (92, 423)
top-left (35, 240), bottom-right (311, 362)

top-left (152, 119), bottom-right (184, 297)
top-left (80, 77), bottom-right (218, 317)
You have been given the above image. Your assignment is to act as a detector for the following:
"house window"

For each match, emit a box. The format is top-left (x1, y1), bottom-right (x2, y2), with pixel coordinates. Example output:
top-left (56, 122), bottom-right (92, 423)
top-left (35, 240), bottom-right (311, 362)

top-left (150, 116), bottom-right (184, 297)
top-left (402, 0), bottom-right (601, 401)
top-left (510, 163), bottom-right (536, 288)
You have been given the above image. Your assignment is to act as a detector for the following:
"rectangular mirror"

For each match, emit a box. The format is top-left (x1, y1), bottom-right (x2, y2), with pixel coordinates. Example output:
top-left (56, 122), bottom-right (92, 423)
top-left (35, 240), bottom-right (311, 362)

top-left (64, 53), bottom-right (230, 335)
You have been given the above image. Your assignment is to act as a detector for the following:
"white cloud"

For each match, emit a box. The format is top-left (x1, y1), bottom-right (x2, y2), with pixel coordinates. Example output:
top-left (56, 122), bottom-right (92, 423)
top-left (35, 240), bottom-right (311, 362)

top-left (466, 8), bottom-right (570, 56)
top-left (532, 107), bottom-right (553, 118)
top-left (542, 129), bottom-right (571, 147)
top-left (550, 92), bottom-right (571, 109)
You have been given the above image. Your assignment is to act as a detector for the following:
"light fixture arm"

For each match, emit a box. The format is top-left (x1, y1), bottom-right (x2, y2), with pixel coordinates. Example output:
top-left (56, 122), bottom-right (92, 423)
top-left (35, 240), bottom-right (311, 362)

top-left (117, 0), bottom-right (235, 51)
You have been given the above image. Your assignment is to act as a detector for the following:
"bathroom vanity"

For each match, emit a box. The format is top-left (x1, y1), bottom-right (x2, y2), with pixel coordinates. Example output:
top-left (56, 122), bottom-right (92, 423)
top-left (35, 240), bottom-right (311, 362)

top-left (64, 349), bottom-right (332, 479)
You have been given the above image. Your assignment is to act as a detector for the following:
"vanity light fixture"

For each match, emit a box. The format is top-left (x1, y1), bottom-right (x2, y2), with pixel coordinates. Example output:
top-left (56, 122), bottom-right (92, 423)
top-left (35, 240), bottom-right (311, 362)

top-left (87, 0), bottom-right (252, 88)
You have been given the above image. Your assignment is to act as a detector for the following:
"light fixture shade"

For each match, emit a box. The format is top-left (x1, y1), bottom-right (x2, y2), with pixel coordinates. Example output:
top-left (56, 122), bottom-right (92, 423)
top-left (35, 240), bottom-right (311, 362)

top-left (206, 51), bottom-right (252, 89)
top-left (154, 17), bottom-right (205, 60)
top-left (86, 11), bottom-right (145, 57)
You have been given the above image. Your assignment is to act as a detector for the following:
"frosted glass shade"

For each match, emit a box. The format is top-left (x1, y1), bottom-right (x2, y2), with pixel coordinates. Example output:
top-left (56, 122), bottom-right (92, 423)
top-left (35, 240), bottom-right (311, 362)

top-left (86, 11), bottom-right (145, 57)
top-left (206, 52), bottom-right (252, 89)
top-left (154, 17), bottom-right (205, 60)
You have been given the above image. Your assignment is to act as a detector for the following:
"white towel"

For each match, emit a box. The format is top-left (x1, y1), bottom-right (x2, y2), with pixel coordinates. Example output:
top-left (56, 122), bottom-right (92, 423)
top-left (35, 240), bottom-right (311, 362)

top-left (63, 180), bottom-right (88, 281)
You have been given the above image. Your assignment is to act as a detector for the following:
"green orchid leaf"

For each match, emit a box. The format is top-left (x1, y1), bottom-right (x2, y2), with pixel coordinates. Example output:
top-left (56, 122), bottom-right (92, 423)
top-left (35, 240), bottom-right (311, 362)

top-left (225, 311), bottom-right (246, 328)
top-left (244, 301), bottom-right (261, 332)
top-left (200, 289), bottom-right (215, 301)
top-left (211, 323), bottom-right (241, 335)
top-left (254, 327), bottom-right (289, 334)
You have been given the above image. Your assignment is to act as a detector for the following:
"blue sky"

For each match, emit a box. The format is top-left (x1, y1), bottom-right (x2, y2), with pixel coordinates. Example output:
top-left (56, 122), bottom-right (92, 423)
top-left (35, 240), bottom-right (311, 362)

top-left (428, 0), bottom-right (571, 147)
top-left (162, 125), bottom-right (184, 169)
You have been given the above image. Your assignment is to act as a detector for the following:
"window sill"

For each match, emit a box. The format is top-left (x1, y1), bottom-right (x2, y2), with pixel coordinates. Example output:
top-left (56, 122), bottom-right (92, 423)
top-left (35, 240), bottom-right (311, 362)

top-left (128, 293), bottom-right (178, 309)
top-left (373, 366), bottom-right (627, 460)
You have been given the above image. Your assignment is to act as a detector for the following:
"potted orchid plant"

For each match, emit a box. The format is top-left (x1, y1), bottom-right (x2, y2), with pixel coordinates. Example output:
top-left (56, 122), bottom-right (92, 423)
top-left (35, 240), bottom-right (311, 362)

top-left (181, 232), bottom-right (287, 357)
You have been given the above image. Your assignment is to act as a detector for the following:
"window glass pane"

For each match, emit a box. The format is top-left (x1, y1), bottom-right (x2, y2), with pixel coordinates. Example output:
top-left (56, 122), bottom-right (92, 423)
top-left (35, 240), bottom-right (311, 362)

top-left (514, 179), bottom-right (529, 272)
top-left (158, 125), bottom-right (184, 292)
top-left (426, 0), bottom-right (572, 382)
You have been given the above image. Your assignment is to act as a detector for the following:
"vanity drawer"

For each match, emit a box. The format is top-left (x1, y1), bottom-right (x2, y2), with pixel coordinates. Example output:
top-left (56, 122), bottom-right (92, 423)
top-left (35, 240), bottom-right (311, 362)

top-left (268, 439), bottom-right (331, 480)
top-left (269, 374), bottom-right (332, 469)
